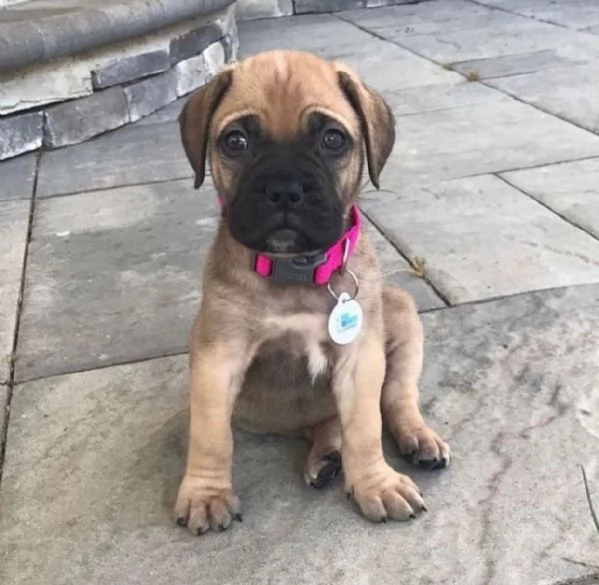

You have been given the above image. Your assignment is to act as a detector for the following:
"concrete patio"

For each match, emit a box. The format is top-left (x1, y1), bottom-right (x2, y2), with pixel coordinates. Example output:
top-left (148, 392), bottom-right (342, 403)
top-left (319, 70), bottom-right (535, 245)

top-left (1, 0), bottom-right (599, 583)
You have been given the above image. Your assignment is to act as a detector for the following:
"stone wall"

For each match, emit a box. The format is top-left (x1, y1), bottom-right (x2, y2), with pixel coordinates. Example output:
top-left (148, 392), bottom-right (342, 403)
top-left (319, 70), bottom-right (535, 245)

top-left (0, 4), bottom-right (238, 160)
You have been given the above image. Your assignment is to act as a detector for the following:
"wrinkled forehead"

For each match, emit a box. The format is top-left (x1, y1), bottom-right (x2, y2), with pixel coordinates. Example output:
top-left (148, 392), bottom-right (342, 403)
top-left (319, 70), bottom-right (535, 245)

top-left (212, 53), bottom-right (359, 139)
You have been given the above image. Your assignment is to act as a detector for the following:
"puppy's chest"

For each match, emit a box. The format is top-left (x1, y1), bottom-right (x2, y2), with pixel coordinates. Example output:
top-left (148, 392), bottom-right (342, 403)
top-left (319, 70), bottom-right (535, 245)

top-left (260, 312), bottom-right (332, 382)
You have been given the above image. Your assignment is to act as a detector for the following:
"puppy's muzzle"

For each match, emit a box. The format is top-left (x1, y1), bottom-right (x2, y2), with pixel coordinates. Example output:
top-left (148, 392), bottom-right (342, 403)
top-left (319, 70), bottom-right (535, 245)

top-left (228, 156), bottom-right (343, 255)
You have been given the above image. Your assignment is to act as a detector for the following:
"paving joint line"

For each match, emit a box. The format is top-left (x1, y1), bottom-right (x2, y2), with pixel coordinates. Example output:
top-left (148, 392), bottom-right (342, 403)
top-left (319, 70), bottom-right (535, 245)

top-left (359, 207), bottom-right (451, 306)
top-left (420, 281), bottom-right (599, 315)
top-left (36, 173), bottom-right (200, 201)
top-left (496, 173), bottom-right (599, 243)
top-left (14, 349), bottom-right (189, 386)
top-left (458, 153), bottom-right (599, 178)
top-left (13, 282), bottom-right (599, 384)
top-left (464, 0), bottom-right (573, 31)
top-left (479, 77), bottom-right (599, 138)
top-left (550, 573), bottom-right (599, 585)
top-left (0, 150), bottom-right (42, 485)
top-left (337, 9), bottom-right (599, 140)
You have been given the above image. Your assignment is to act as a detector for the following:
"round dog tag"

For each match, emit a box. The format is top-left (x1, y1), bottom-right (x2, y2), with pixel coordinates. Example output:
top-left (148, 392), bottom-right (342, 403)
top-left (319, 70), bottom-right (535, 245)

top-left (328, 292), bottom-right (363, 345)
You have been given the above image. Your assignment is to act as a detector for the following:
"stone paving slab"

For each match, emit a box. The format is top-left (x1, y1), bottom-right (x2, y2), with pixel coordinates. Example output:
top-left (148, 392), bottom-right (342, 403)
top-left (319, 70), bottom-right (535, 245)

top-left (476, 0), bottom-right (599, 30)
top-left (502, 158), bottom-right (599, 240)
top-left (238, 14), bottom-right (462, 92)
top-left (0, 201), bottom-right (30, 386)
top-left (36, 121), bottom-right (191, 198)
top-left (15, 178), bottom-right (216, 382)
top-left (2, 284), bottom-right (599, 585)
top-left (488, 62), bottom-right (599, 134)
top-left (0, 153), bottom-right (37, 202)
top-left (379, 82), bottom-right (599, 185)
top-left (362, 174), bottom-right (599, 303)
top-left (15, 179), bottom-right (440, 382)
top-left (340, 0), bottom-right (599, 68)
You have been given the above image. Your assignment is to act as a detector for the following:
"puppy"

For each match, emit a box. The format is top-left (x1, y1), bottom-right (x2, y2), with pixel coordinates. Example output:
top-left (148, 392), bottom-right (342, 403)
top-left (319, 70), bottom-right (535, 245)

top-left (174, 50), bottom-right (451, 535)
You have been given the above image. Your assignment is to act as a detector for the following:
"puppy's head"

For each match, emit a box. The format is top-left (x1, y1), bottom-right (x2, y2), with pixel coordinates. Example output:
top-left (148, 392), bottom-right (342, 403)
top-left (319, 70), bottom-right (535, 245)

top-left (180, 50), bottom-right (395, 255)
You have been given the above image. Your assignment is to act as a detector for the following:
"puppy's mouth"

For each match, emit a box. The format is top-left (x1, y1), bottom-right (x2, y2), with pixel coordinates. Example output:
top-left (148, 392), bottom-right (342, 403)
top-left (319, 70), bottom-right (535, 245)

top-left (229, 207), bottom-right (341, 256)
top-left (265, 228), bottom-right (309, 254)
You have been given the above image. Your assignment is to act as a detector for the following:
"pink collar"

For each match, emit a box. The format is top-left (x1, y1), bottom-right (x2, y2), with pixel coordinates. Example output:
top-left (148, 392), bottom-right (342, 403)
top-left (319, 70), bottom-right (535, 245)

top-left (217, 197), bottom-right (362, 285)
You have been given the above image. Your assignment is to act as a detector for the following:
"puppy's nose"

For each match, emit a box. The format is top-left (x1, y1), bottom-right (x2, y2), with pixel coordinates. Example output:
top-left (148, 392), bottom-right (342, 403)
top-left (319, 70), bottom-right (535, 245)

top-left (265, 179), bottom-right (304, 208)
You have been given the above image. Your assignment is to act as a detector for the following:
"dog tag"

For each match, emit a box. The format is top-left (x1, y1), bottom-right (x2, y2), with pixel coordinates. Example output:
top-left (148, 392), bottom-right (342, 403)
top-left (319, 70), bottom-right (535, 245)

top-left (328, 292), bottom-right (363, 345)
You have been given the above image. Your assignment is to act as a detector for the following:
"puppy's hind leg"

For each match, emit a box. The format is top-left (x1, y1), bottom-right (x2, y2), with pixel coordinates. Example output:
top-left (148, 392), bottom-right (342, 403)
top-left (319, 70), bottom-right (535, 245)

top-left (304, 417), bottom-right (343, 489)
top-left (381, 287), bottom-right (451, 471)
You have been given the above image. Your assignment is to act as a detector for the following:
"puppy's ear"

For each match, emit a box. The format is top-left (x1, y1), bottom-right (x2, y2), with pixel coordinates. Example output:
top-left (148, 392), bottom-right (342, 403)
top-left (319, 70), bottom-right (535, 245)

top-left (179, 69), bottom-right (233, 189)
top-left (336, 67), bottom-right (395, 189)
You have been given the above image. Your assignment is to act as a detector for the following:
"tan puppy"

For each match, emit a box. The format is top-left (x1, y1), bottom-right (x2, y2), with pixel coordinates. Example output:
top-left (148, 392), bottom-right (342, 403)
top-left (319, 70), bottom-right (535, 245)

top-left (174, 50), bottom-right (451, 535)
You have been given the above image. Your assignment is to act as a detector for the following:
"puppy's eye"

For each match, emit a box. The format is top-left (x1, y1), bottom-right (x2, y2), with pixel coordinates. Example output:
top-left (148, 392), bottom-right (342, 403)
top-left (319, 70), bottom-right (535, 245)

top-left (222, 130), bottom-right (248, 155)
top-left (322, 129), bottom-right (347, 152)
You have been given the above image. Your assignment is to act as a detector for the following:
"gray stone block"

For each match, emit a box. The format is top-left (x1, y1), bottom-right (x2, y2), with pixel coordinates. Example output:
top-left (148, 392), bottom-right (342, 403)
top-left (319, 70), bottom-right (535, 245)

top-left (479, 0), bottom-right (599, 30)
top-left (363, 174), bottom-right (599, 304)
top-left (203, 41), bottom-right (226, 75)
top-left (0, 153), bottom-right (37, 201)
top-left (222, 32), bottom-right (239, 63)
top-left (134, 96), bottom-right (187, 126)
top-left (503, 158), bottom-right (599, 241)
top-left (91, 49), bottom-right (171, 89)
top-left (124, 68), bottom-right (178, 123)
top-left (238, 14), bottom-right (460, 91)
top-left (294, 0), bottom-right (415, 14)
top-left (43, 87), bottom-right (130, 149)
top-left (448, 49), bottom-right (584, 80)
top-left (236, 0), bottom-right (294, 19)
top-left (175, 54), bottom-right (209, 96)
top-left (169, 21), bottom-right (224, 64)
top-left (0, 111), bottom-right (42, 161)
top-left (376, 82), bottom-right (599, 185)
top-left (37, 122), bottom-right (191, 198)
top-left (16, 178), bottom-right (218, 381)
top-left (3, 284), bottom-right (599, 584)
top-left (488, 62), bottom-right (599, 134)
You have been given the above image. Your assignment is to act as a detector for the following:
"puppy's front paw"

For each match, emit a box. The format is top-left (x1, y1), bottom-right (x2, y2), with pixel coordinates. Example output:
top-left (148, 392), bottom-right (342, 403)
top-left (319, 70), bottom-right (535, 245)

top-left (349, 465), bottom-right (426, 522)
top-left (174, 475), bottom-right (241, 535)
top-left (396, 424), bottom-right (451, 471)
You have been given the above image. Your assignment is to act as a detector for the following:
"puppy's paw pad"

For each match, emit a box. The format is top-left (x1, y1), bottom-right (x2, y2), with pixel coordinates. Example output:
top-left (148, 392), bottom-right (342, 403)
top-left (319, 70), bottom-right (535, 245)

top-left (305, 450), bottom-right (342, 489)
top-left (173, 476), bottom-right (241, 536)
top-left (397, 425), bottom-right (451, 471)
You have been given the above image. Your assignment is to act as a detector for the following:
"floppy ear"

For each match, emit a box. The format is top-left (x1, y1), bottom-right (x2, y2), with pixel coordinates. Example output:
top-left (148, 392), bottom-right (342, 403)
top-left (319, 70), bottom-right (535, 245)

top-left (337, 68), bottom-right (395, 189)
top-left (179, 69), bottom-right (233, 189)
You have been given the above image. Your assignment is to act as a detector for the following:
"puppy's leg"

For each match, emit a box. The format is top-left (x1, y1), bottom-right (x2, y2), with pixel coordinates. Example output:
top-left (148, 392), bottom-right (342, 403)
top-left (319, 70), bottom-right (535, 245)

top-left (333, 333), bottom-right (426, 522)
top-left (304, 417), bottom-right (343, 489)
top-left (174, 341), bottom-right (249, 535)
top-left (381, 286), bottom-right (451, 470)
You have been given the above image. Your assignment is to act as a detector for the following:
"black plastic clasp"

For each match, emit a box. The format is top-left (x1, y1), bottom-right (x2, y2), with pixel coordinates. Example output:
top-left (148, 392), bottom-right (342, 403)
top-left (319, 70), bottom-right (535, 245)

top-left (255, 252), bottom-right (328, 284)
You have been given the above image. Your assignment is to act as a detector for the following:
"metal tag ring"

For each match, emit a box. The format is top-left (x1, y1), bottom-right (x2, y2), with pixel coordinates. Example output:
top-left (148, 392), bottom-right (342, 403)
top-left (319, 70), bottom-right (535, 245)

top-left (327, 269), bottom-right (359, 301)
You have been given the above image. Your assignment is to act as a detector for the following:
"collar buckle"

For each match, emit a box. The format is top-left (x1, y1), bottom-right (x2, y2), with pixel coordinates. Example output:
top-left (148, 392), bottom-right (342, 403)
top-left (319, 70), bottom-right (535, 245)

top-left (254, 252), bottom-right (328, 284)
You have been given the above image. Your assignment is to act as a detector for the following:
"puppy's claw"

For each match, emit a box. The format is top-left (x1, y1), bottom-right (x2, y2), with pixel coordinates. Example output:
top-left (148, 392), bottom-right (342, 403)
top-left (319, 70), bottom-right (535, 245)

top-left (234, 513), bottom-right (243, 522)
top-left (396, 425), bottom-right (451, 471)
top-left (305, 450), bottom-right (342, 490)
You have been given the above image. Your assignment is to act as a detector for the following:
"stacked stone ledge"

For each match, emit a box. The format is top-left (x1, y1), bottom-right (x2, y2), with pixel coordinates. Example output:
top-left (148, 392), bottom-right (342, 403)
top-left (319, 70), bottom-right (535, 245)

top-left (0, 6), bottom-right (238, 160)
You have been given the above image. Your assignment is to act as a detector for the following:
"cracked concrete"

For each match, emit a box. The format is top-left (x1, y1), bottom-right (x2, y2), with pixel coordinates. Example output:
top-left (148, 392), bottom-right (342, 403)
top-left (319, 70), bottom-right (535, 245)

top-left (1, 1), bottom-right (599, 584)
